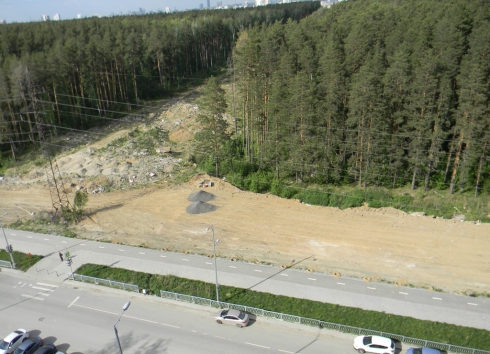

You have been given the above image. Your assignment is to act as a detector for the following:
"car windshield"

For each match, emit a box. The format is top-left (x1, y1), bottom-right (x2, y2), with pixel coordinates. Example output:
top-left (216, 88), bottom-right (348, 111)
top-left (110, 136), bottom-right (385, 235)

top-left (238, 312), bottom-right (246, 320)
top-left (0, 341), bottom-right (9, 350)
top-left (13, 348), bottom-right (24, 354)
top-left (221, 310), bottom-right (229, 316)
top-left (363, 337), bottom-right (373, 345)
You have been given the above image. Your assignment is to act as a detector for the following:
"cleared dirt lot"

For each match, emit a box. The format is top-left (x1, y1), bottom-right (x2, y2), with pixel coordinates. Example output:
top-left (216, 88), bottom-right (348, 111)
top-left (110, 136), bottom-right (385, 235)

top-left (1, 174), bottom-right (489, 295)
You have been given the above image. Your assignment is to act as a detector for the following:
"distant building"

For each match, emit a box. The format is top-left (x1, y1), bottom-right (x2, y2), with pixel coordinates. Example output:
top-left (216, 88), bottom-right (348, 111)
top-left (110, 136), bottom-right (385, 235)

top-left (207, 0), bottom-right (210, 8)
top-left (200, 3), bottom-right (203, 9)
top-left (165, 7), bottom-right (170, 13)
top-left (42, 14), bottom-right (50, 21)
top-left (321, 0), bottom-right (339, 8)
top-left (77, 14), bottom-right (82, 19)
top-left (53, 13), bottom-right (61, 21)
top-left (0, 19), bottom-right (6, 24)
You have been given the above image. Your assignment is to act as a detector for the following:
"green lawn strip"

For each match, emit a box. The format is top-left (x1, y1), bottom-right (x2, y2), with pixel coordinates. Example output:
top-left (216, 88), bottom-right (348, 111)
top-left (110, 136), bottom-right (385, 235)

top-left (76, 263), bottom-right (490, 350)
top-left (0, 250), bottom-right (44, 271)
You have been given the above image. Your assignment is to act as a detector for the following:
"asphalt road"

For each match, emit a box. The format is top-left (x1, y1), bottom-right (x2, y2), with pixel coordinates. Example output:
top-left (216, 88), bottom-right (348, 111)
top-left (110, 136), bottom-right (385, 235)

top-left (0, 272), bottom-right (356, 354)
top-left (3, 228), bottom-right (490, 331)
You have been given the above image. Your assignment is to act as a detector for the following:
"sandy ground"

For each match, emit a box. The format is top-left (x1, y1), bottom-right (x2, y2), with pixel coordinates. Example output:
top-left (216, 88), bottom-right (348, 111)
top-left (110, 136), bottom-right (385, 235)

top-left (1, 175), bottom-right (489, 295)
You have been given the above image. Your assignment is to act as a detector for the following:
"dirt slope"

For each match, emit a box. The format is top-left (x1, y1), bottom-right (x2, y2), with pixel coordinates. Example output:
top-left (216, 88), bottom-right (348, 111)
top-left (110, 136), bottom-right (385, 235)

top-left (0, 94), bottom-right (489, 295)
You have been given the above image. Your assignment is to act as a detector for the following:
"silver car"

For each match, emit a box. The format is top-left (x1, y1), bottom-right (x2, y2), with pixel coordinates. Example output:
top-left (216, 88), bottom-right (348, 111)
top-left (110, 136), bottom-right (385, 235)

top-left (215, 309), bottom-right (249, 328)
top-left (0, 330), bottom-right (29, 354)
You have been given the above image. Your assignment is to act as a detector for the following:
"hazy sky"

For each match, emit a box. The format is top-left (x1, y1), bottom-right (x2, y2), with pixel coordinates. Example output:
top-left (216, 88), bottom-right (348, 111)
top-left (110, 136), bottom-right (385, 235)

top-left (0, 0), bottom-right (211, 23)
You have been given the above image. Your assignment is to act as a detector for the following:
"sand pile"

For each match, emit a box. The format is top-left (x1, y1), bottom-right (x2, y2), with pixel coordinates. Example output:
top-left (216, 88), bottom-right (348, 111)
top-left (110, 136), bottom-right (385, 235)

top-left (186, 201), bottom-right (218, 214)
top-left (188, 190), bottom-right (216, 202)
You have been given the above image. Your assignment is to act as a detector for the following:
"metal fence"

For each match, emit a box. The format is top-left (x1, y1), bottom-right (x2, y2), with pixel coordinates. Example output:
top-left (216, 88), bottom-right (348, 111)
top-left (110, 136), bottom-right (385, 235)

top-left (160, 290), bottom-right (489, 354)
top-left (72, 274), bottom-right (139, 292)
top-left (0, 260), bottom-right (12, 268)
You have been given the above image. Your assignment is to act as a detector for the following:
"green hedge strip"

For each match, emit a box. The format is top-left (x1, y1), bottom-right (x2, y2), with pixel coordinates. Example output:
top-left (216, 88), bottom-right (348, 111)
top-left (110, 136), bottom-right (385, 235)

top-left (76, 263), bottom-right (490, 350)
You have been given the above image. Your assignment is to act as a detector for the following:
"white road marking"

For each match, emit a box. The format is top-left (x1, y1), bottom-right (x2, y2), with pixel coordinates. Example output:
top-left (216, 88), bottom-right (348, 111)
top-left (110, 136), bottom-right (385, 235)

top-left (308, 278), bottom-right (316, 281)
top-left (68, 296), bottom-right (80, 308)
top-left (367, 287), bottom-right (376, 290)
top-left (38, 293), bottom-right (50, 296)
top-left (182, 259), bottom-right (189, 261)
top-left (229, 266), bottom-right (236, 269)
top-left (139, 252), bottom-right (145, 255)
top-left (245, 342), bottom-right (270, 349)
top-left (191, 330), bottom-right (197, 332)
top-left (214, 336), bottom-right (226, 339)
top-left (37, 282), bottom-right (59, 288)
top-left (160, 323), bottom-right (180, 328)
top-left (80, 244), bottom-right (85, 246)
top-left (119, 249), bottom-right (124, 252)
top-left (280, 274), bottom-right (288, 277)
top-left (160, 255), bottom-right (166, 258)
top-left (21, 283), bottom-right (26, 288)
top-left (399, 292), bottom-right (408, 295)
top-left (279, 350), bottom-right (295, 354)
top-left (27, 236), bottom-right (32, 238)
top-left (468, 303), bottom-right (478, 306)
top-left (205, 262), bottom-right (212, 265)
top-left (62, 241), bottom-right (67, 243)
top-left (21, 294), bottom-right (43, 301)
top-left (44, 238), bottom-right (49, 241)
top-left (337, 282), bottom-right (345, 285)
top-left (74, 304), bottom-right (158, 324)
top-left (432, 297), bottom-right (442, 300)
top-left (32, 286), bottom-right (55, 292)
top-left (99, 246), bottom-right (104, 249)
top-left (254, 270), bottom-right (262, 272)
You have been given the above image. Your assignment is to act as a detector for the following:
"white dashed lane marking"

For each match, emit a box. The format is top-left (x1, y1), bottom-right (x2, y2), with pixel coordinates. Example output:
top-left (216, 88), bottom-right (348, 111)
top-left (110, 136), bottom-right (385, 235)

top-left (182, 259), bottom-right (189, 262)
top-left (21, 294), bottom-right (43, 301)
top-left (229, 266), bottom-right (236, 269)
top-left (205, 262), bottom-right (212, 265)
top-left (432, 297), bottom-right (442, 300)
top-left (139, 252), bottom-right (145, 255)
top-left (160, 255), bottom-right (166, 258)
top-left (399, 292), bottom-right (408, 295)
top-left (367, 287), bottom-right (376, 290)
top-left (99, 246), bottom-right (104, 249)
top-left (245, 342), bottom-right (269, 349)
top-left (254, 270), bottom-right (262, 272)
top-left (32, 286), bottom-right (55, 292)
top-left (280, 274), bottom-right (288, 277)
top-left (119, 249), bottom-right (124, 252)
top-left (337, 282), bottom-right (345, 285)
top-left (308, 278), bottom-right (316, 281)
top-left (468, 303), bottom-right (478, 306)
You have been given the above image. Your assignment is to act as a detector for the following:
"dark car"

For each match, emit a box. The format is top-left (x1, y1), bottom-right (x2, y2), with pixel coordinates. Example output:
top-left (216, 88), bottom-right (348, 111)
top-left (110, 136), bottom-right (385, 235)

top-left (406, 348), bottom-right (447, 354)
top-left (13, 337), bottom-right (43, 354)
top-left (32, 344), bottom-right (56, 354)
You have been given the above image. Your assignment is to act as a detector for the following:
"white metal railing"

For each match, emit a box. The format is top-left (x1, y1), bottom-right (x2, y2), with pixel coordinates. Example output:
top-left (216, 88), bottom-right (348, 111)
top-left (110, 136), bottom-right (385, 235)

top-left (0, 260), bottom-right (12, 268)
top-left (72, 274), bottom-right (139, 292)
top-left (159, 290), bottom-right (490, 354)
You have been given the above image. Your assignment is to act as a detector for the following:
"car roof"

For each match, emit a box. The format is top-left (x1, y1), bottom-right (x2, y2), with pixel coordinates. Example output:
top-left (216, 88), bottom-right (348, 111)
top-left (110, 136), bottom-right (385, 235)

top-left (420, 348), bottom-right (443, 354)
top-left (225, 309), bottom-right (241, 317)
top-left (371, 336), bottom-right (393, 346)
top-left (3, 330), bottom-right (25, 342)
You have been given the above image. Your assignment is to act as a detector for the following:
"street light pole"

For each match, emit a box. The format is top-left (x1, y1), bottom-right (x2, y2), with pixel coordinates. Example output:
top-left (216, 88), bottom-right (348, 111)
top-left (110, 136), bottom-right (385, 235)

top-left (114, 301), bottom-right (131, 354)
top-left (206, 225), bottom-right (220, 303)
top-left (1, 212), bottom-right (15, 269)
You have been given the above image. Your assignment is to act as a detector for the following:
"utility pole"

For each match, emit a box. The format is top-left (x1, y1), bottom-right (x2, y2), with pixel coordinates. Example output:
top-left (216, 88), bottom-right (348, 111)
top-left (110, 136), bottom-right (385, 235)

top-left (21, 67), bottom-right (71, 218)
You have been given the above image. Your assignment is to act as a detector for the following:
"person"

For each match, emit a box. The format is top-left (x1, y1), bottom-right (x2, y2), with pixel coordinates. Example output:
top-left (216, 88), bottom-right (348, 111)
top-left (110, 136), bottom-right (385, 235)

top-left (59, 252), bottom-right (63, 261)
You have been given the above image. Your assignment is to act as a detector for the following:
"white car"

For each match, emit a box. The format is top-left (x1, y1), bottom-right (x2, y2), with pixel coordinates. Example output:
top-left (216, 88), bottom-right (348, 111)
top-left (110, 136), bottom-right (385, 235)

top-left (0, 330), bottom-right (29, 354)
top-left (353, 335), bottom-right (395, 354)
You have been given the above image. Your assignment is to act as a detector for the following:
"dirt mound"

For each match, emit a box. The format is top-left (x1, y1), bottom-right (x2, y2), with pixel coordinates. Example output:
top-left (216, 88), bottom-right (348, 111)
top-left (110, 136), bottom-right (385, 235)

top-left (188, 190), bottom-right (216, 202)
top-left (186, 201), bottom-right (218, 214)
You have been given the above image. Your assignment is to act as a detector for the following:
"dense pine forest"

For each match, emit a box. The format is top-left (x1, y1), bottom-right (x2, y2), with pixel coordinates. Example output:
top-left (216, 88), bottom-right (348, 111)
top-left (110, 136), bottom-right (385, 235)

top-left (0, 2), bottom-right (319, 158)
top-left (1, 0), bottom-right (490, 220)
top-left (229, 0), bottom-right (490, 200)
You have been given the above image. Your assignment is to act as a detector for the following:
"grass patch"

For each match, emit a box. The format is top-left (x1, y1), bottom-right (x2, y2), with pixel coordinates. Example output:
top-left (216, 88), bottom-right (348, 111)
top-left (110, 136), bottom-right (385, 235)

top-left (8, 217), bottom-right (78, 238)
top-left (76, 263), bottom-right (490, 350)
top-left (0, 250), bottom-right (43, 272)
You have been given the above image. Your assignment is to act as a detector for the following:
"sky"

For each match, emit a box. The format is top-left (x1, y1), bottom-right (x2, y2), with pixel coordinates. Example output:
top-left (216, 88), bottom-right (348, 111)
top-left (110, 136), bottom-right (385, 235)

top-left (0, 0), bottom-right (211, 23)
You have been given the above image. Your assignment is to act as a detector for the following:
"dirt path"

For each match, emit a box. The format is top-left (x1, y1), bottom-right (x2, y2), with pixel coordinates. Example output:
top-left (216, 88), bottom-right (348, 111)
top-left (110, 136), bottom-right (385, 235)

top-left (2, 175), bottom-right (489, 295)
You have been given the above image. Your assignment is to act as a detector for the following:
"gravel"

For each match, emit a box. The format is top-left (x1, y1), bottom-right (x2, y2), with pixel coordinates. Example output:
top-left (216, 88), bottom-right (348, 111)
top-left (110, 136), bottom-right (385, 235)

top-left (186, 201), bottom-right (218, 214)
top-left (188, 190), bottom-right (216, 202)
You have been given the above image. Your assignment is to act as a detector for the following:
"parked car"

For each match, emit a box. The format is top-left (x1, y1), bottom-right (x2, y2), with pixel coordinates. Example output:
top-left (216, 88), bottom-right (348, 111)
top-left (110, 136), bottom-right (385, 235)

top-left (215, 309), bottom-right (250, 328)
top-left (406, 348), bottom-right (447, 354)
top-left (0, 329), bottom-right (30, 354)
top-left (33, 344), bottom-right (57, 354)
top-left (12, 337), bottom-right (43, 354)
top-left (353, 335), bottom-right (395, 354)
